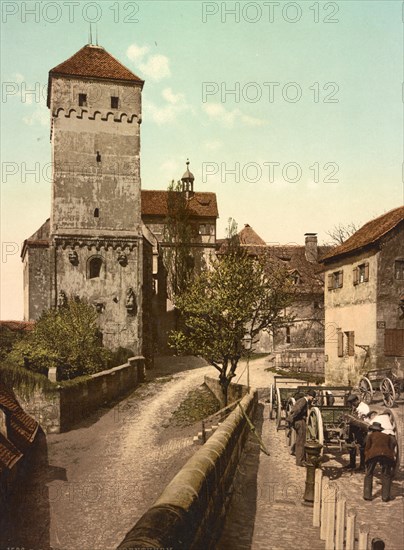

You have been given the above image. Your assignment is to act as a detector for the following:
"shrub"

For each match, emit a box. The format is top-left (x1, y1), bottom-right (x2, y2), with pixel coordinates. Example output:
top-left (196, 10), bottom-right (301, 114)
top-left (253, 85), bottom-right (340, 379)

top-left (10, 300), bottom-right (112, 380)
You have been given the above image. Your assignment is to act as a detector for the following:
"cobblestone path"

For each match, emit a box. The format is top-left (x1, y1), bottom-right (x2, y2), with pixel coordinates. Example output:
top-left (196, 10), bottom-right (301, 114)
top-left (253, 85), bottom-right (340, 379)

top-left (1, 357), bottom-right (214, 550)
top-left (217, 355), bottom-right (404, 550)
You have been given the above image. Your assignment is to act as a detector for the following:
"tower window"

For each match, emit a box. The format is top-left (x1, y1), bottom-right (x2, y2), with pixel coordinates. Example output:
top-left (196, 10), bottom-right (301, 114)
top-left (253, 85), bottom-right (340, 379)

top-left (78, 93), bottom-right (87, 107)
top-left (111, 96), bottom-right (119, 109)
top-left (88, 257), bottom-right (103, 279)
top-left (286, 326), bottom-right (291, 344)
top-left (94, 208), bottom-right (99, 218)
top-left (96, 151), bottom-right (101, 162)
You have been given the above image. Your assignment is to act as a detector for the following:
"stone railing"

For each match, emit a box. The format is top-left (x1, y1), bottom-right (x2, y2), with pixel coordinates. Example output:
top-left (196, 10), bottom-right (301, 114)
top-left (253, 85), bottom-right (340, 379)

top-left (15, 357), bottom-right (145, 434)
top-left (117, 383), bottom-right (257, 550)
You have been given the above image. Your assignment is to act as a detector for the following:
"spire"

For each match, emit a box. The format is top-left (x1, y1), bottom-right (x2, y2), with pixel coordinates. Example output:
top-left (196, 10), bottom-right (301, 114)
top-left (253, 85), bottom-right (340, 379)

top-left (181, 158), bottom-right (195, 198)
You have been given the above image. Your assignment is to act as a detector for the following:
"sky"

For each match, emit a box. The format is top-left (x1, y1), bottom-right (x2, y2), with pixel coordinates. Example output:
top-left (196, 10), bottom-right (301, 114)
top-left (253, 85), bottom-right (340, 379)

top-left (0, 0), bottom-right (403, 320)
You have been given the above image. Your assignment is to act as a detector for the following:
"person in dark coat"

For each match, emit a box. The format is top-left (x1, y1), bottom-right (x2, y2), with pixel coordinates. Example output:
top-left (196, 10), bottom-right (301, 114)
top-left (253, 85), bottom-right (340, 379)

top-left (344, 393), bottom-right (371, 471)
top-left (363, 421), bottom-right (396, 502)
top-left (286, 389), bottom-right (316, 467)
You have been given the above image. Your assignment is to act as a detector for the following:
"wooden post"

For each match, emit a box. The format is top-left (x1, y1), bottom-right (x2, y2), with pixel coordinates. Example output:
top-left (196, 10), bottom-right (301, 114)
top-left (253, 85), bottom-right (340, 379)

top-left (325, 484), bottom-right (336, 550)
top-left (313, 469), bottom-right (323, 527)
top-left (359, 524), bottom-right (370, 550)
top-left (335, 494), bottom-right (346, 550)
top-left (346, 509), bottom-right (356, 550)
top-left (320, 481), bottom-right (329, 541)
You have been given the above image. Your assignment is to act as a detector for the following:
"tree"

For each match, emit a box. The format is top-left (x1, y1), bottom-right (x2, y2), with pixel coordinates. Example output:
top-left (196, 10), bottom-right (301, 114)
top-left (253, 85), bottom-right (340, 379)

top-left (10, 299), bottom-right (112, 380)
top-left (169, 225), bottom-right (295, 404)
top-left (162, 180), bottom-right (195, 302)
top-left (325, 222), bottom-right (360, 246)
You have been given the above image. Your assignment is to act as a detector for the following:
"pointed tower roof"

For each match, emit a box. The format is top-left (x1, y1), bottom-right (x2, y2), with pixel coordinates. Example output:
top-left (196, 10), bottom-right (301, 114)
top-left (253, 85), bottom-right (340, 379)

top-left (181, 159), bottom-right (195, 183)
top-left (238, 224), bottom-right (267, 246)
top-left (47, 44), bottom-right (144, 106)
top-left (50, 44), bottom-right (143, 83)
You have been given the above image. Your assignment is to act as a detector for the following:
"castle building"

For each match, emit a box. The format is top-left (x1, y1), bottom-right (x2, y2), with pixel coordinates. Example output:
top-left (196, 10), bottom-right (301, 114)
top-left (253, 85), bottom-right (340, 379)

top-left (22, 43), bottom-right (147, 353)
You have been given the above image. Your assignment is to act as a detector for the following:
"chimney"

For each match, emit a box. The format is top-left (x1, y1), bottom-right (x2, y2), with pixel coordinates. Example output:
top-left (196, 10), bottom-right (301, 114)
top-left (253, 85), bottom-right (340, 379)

top-left (304, 233), bottom-right (318, 263)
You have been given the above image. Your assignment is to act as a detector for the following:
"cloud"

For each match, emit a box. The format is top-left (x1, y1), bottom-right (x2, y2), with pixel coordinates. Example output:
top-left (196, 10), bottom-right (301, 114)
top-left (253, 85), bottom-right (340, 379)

top-left (126, 44), bottom-right (149, 63)
top-left (204, 140), bottom-right (223, 151)
top-left (22, 105), bottom-right (48, 127)
top-left (162, 87), bottom-right (185, 104)
top-left (203, 103), bottom-right (265, 128)
top-left (144, 88), bottom-right (191, 125)
top-left (140, 54), bottom-right (171, 81)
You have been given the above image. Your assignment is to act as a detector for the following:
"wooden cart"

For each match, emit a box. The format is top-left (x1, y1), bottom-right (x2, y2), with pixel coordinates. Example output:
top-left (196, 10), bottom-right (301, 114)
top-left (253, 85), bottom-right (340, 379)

top-left (359, 368), bottom-right (403, 407)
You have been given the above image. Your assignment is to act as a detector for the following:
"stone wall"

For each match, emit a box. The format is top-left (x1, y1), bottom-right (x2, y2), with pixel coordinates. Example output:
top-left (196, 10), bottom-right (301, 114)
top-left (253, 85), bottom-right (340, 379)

top-left (274, 347), bottom-right (325, 375)
top-left (204, 374), bottom-right (248, 408)
top-left (117, 387), bottom-right (257, 550)
top-left (15, 357), bottom-right (144, 434)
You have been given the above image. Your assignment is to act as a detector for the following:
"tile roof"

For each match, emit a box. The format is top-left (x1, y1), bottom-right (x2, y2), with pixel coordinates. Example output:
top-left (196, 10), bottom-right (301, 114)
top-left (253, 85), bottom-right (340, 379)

top-left (141, 190), bottom-right (219, 218)
top-left (0, 321), bottom-right (34, 332)
top-left (321, 206), bottom-right (404, 263)
top-left (238, 224), bottom-right (267, 247)
top-left (0, 384), bottom-right (39, 453)
top-left (49, 44), bottom-right (144, 84)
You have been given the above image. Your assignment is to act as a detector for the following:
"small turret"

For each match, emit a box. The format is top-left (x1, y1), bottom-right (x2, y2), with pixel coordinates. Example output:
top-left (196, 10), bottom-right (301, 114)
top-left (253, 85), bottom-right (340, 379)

top-left (181, 159), bottom-right (194, 198)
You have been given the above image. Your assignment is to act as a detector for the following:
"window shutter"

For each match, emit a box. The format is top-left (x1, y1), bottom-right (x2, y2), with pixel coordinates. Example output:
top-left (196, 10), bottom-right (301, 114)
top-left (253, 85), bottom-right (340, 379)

top-left (337, 332), bottom-right (344, 357)
top-left (339, 270), bottom-right (344, 288)
top-left (327, 274), bottom-right (333, 290)
top-left (364, 263), bottom-right (369, 282)
top-left (348, 332), bottom-right (355, 356)
top-left (353, 267), bottom-right (358, 286)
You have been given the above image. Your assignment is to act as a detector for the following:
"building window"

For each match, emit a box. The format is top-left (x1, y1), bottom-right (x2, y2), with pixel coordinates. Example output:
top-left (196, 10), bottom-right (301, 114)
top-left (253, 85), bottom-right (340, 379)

top-left (88, 257), bottom-right (103, 279)
top-left (94, 208), bottom-right (99, 218)
top-left (111, 96), bottom-right (119, 109)
top-left (96, 151), bottom-right (101, 162)
top-left (199, 224), bottom-right (207, 235)
top-left (292, 272), bottom-right (301, 285)
top-left (327, 270), bottom-right (343, 290)
top-left (395, 260), bottom-right (404, 280)
top-left (78, 93), bottom-right (87, 107)
top-left (353, 263), bottom-right (369, 285)
top-left (286, 326), bottom-right (291, 344)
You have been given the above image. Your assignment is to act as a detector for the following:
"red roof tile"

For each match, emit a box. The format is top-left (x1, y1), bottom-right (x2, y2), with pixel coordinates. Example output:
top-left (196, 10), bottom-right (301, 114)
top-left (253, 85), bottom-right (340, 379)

top-left (49, 44), bottom-right (144, 84)
top-left (321, 206), bottom-right (404, 263)
top-left (0, 321), bottom-right (34, 332)
top-left (0, 384), bottom-right (39, 452)
top-left (141, 190), bottom-right (219, 218)
top-left (0, 432), bottom-right (22, 472)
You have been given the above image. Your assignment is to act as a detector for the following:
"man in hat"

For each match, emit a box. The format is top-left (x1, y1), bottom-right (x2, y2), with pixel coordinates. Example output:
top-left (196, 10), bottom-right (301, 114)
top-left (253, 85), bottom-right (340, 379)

top-left (344, 393), bottom-right (371, 471)
top-left (363, 421), bottom-right (396, 502)
top-left (286, 389), bottom-right (316, 467)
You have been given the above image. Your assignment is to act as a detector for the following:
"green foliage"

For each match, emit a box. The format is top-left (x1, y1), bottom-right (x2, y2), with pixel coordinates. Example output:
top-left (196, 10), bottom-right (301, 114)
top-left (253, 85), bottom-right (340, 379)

top-left (0, 325), bottom-right (26, 360)
top-left (10, 300), bottom-right (112, 380)
top-left (170, 224), bottom-right (295, 403)
top-left (163, 180), bottom-right (195, 301)
top-left (0, 360), bottom-right (55, 398)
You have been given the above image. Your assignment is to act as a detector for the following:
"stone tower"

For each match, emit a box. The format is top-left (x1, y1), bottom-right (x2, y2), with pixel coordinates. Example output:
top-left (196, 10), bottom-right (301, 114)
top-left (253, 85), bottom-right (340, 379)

top-left (43, 43), bottom-right (144, 351)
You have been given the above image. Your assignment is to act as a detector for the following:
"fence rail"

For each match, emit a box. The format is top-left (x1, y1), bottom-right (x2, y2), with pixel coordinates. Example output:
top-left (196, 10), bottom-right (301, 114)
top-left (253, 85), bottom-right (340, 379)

top-left (314, 469), bottom-right (383, 550)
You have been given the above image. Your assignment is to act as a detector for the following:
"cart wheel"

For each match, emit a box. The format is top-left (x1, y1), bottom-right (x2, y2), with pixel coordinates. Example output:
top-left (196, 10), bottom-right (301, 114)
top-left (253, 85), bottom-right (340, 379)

top-left (285, 397), bottom-right (296, 449)
top-left (384, 409), bottom-right (401, 476)
top-left (276, 387), bottom-right (282, 430)
top-left (306, 407), bottom-right (324, 455)
top-left (269, 384), bottom-right (274, 419)
top-left (359, 376), bottom-right (373, 404)
top-left (380, 378), bottom-right (396, 408)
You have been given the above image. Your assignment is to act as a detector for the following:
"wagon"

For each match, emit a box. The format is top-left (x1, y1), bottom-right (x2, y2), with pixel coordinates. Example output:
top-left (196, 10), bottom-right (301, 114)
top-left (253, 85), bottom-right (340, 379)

top-left (305, 405), bottom-right (401, 474)
top-left (268, 376), bottom-right (303, 430)
top-left (358, 368), bottom-right (404, 407)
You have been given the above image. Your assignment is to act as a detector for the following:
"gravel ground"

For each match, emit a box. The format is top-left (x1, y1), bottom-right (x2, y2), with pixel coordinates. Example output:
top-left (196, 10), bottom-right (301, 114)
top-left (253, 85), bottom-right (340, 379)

top-left (1, 356), bottom-right (217, 550)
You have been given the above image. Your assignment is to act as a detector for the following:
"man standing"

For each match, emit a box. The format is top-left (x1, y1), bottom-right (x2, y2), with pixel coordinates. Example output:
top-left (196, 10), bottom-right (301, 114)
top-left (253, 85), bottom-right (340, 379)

top-left (344, 393), bottom-right (370, 471)
top-left (364, 421), bottom-right (396, 502)
top-left (287, 389), bottom-right (316, 467)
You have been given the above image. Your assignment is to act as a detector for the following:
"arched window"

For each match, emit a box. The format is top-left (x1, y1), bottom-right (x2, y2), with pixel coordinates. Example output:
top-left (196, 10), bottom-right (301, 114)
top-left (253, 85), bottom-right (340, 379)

top-left (88, 257), bottom-right (103, 279)
top-left (94, 208), bottom-right (99, 218)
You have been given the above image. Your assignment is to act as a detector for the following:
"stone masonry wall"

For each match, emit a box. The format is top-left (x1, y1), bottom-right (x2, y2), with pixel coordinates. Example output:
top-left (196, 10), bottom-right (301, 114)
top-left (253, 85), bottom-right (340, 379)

top-left (117, 387), bottom-right (257, 550)
top-left (15, 357), bottom-right (144, 434)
